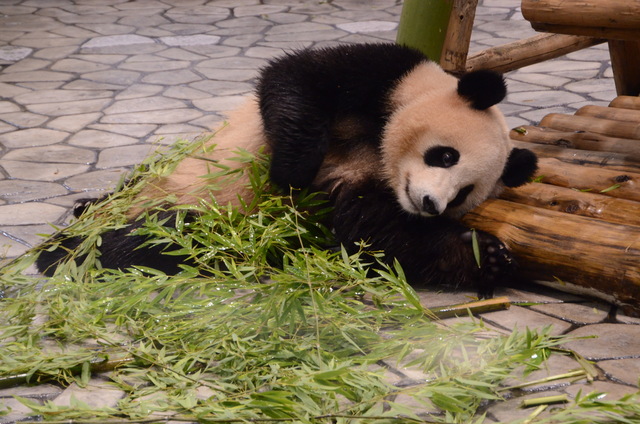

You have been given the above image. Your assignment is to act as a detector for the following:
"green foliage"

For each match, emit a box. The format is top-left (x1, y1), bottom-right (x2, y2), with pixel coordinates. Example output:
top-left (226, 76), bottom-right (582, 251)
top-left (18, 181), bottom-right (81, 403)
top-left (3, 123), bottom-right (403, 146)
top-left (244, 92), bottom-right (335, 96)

top-left (1, 138), bottom-right (638, 423)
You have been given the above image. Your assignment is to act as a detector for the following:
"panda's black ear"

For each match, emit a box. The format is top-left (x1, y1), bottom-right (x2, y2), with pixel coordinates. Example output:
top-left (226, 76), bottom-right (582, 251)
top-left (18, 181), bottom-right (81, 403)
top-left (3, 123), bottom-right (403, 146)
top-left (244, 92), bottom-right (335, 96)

top-left (458, 70), bottom-right (507, 110)
top-left (501, 148), bottom-right (538, 187)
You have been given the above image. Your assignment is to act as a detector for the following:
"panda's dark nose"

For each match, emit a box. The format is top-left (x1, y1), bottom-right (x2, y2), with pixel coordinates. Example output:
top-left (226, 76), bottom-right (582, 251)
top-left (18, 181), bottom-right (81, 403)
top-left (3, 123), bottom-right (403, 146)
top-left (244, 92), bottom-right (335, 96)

top-left (422, 195), bottom-right (439, 215)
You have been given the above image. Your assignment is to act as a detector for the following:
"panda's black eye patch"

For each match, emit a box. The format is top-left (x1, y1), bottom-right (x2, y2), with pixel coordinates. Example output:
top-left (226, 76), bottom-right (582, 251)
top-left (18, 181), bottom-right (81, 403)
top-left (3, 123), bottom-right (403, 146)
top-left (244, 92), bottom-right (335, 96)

top-left (424, 146), bottom-right (460, 168)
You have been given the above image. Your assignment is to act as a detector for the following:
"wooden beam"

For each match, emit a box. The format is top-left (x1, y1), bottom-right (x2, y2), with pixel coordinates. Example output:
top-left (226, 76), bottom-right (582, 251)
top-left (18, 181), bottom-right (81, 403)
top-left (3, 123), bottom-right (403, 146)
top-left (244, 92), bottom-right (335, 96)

top-left (522, 0), bottom-right (640, 29)
top-left (465, 33), bottom-right (603, 73)
top-left (609, 40), bottom-right (640, 96)
top-left (440, 0), bottom-right (478, 74)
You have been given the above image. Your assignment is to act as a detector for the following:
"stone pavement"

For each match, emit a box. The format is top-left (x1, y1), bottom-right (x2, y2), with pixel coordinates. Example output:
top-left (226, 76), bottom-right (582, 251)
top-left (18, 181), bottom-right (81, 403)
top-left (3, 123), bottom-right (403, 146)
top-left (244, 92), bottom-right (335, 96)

top-left (0, 0), bottom-right (638, 423)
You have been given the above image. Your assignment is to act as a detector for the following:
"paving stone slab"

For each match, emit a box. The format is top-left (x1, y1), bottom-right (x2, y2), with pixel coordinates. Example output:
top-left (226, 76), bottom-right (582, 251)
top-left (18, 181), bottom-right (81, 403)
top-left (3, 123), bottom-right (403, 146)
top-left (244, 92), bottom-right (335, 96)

top-left (0, 159), bottom-right (89, 182)
top-left (50, 58), bottom-right (111, 73)
top-left (105, 96), bottom-right (187, 115)
top-left (64, 167), bottom-right (128, 191)
top-left (88, 123), bottom-right (157, 137)
top-left (14, 89), bottom-right (113, 105)
top-left (26, 98), bottom-right (112, 117)
top-left (0, 179), bottom-right (68, 202)
top-left (2, 57), bottom-right (50, 73)
top-left (100, 108), bottom-right (203, 124)
top-left (564, 381), bottom-right (639, 400)
top-left (118, 59), bottom-right (190, 72)
top-left (0, 128), bottom-right (68, 148)
top-left (2, 223), bottom-right (60, 248)
top-left (0, 202), bottom-right (67, 225)
top-left (598, 358), bottom-right (640, 387)
top-left (96, 144), bottom-right (159, 168)
top-left (0, 82), bottom-right (31, 98)
top-left (0, 111), bottom-right (48, 128)
top-left (481, 305), bottom-right (573, 335)
top-left (53, 377), bottom-right (126, 409)
top-left (530, 301), bottom-right (610, 325)
top-left (47, 112), bottom-right (102, 132)
top-left (67, 129), bottom-right (138, 148)
top-left (0, 70), bottom-right (73, 83)
top-left (141, 69), bottom-right (202, 85)
top-left (562, 324), bottom-right (640, 361)
top-left (192, 95), bottom-right (247, 112)
top-left (3, 144), bottom-right (94, 164)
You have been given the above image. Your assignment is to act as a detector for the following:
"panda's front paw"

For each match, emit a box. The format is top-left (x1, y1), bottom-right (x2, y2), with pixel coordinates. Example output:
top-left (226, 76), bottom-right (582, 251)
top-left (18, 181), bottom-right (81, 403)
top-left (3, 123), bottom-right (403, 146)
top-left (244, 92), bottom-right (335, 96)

top-left (461, 230), bottom-right (515, 297)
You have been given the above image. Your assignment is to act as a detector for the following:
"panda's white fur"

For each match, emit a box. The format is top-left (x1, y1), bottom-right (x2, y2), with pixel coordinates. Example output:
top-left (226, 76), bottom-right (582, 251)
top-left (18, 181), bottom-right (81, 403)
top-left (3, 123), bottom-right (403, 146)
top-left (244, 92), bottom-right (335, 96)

top-left (383, 61), bottom-right (511, 217)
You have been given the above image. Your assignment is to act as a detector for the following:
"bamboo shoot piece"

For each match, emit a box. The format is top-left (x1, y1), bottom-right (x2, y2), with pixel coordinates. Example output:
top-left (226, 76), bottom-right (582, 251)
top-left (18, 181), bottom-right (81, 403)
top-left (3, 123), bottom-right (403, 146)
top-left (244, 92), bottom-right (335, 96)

top-left (462, 199), bottom-right (640, 311)
top-left (510, 126), bottom-right (640, 156)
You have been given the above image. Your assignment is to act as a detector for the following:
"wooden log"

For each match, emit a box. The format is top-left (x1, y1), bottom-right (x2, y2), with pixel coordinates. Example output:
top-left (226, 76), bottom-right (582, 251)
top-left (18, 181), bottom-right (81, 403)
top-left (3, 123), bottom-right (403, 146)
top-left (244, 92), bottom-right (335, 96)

top-left (534, 157), bottom-right (640, 202)
top-left (440, 0), bottom-right (478, 74)
top-left (512, 139), bottom-right (640, 174)
top-left (609, 40), bottom-right (640, 96)
top-left (462, 199), bottom-right (640, 312)
top-left (610, 96), bottom-right (640, 110)
top-left (522, 0), bottom-right (640, 29)
top-left (509, 126), bottom-right (640, 156)
top-left (529, 23), bottom-right (640, 42)
top-left (499, 183), bottom-right (640, 227)
top-left (539, 114), bottom-right (640, 140)
top-left (465, 33), bottom-right (603, 73)
top-left (575, 105), bottom-right (640, 123)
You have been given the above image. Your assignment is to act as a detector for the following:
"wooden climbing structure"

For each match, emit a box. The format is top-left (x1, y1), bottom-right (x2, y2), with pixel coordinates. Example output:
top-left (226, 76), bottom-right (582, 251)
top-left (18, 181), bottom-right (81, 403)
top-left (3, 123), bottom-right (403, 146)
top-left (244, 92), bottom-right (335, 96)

top-left (398, 0), bottom-right (640, 313)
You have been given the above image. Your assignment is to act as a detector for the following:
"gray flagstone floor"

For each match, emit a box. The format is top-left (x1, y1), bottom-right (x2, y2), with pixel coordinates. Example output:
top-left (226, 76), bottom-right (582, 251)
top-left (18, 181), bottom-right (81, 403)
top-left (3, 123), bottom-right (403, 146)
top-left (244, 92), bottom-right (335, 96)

top-left (0, 1), bottom-right (638, 423)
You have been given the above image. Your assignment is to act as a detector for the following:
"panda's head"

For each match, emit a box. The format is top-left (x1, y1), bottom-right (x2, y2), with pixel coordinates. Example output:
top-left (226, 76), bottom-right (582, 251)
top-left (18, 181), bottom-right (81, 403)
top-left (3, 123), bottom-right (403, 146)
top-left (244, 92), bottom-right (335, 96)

top-left (382, 63), bottom-right (537, 218)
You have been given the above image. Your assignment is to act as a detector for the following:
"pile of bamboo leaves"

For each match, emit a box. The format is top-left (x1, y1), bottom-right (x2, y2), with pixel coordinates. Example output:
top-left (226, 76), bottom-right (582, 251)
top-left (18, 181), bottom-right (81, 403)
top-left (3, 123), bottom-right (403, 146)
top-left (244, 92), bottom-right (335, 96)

top-left (1, 138), bottom-right (639, 423)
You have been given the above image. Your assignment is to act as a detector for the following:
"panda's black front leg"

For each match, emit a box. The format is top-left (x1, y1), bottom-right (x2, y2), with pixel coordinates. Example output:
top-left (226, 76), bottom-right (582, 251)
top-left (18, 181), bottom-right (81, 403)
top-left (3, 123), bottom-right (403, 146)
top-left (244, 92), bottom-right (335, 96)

top-left (329, 181), bottom-right (516, 296)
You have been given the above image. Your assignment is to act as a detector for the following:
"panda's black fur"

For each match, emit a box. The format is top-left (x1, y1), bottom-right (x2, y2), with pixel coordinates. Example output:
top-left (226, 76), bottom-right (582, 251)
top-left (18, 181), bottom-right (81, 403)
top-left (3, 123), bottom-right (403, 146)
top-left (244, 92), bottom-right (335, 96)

top-left (37, 43), bottom-right (538, 296)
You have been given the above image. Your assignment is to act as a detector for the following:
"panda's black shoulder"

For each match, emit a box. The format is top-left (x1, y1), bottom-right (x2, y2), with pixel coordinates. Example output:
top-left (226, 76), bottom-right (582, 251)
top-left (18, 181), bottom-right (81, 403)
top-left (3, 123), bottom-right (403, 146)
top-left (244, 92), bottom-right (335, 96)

top-left (256, 43), bottom-right (429, 95)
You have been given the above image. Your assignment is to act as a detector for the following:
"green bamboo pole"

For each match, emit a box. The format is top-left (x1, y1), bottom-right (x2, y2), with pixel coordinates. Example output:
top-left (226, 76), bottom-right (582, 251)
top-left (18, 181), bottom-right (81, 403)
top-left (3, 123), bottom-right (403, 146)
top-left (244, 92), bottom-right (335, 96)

top-left (396, 0), bottom-right (454, 62)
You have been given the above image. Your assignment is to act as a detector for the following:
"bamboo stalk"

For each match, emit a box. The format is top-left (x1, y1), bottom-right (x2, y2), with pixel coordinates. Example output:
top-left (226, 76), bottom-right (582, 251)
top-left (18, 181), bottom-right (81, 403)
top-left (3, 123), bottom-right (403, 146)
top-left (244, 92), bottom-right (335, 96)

top-left (0, 355), bottom-right (136, 390)
top-left (428, 296), bottom-right (510, 319)
top-left (396, 0), bottom-right (453, 61)
top-left (509, 126), bottom-right (640, 156)
top-left (465, 33), bottom-right (602, 73)
top-left (499, 183), bottom-right (640, 227)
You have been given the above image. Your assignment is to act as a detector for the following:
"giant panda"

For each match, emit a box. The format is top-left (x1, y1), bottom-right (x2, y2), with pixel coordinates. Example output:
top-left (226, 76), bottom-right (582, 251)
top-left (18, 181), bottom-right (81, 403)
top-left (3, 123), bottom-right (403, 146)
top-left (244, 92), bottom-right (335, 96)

top-left (36, 43), bottom-right (537, 296)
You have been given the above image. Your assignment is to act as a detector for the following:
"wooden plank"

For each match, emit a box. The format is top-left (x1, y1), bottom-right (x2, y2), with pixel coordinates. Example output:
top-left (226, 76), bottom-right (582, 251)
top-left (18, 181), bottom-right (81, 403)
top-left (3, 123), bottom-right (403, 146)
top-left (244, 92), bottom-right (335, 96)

top-left (534, 157), bottom-right (640, 202)
top-left (512, 139), bottom-right (640, 174)
top-left (440, 0), bottom-right (478, 74)
top-left (465, 33), bottom-right (603, 73)
top-left (539, 114), bottom-right (640, 140)
top-left (500, 183), bottom-right (640, 227)
top-left (609, 40), bottom-right (640, 96)
top-left (462, 199), bottom-right (640, 311)
top-left (575, 105), bottom-right (640, 123)
top-left (610, 96), bottom-right (640, 110)
top-left (510, 126), bottom-right (640, 156)
top-left (529, 23), bottom-right (640, 41)
top-left (522, 0), bottom-right (640, 29)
